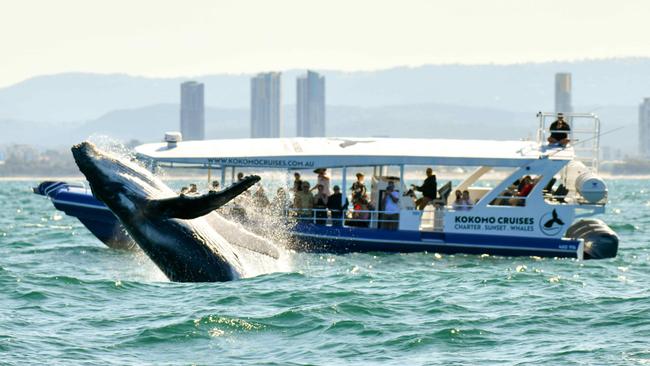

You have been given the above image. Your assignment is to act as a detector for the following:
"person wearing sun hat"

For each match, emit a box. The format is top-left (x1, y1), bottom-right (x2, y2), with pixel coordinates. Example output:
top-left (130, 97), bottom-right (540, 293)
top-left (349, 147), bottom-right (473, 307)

top-left (311, 168), bottom-right (331, 196)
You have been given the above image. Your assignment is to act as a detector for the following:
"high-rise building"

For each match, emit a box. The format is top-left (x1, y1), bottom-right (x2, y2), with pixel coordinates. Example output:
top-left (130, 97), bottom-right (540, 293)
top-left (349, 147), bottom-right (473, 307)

top-left (639, 98), bottom-right (650, 158)
top-left (296, 71), bottom-right (326, 137)
top-left (555, 73), bottom-right (572, 114)
top-left (180, 81), bottom-right (205, 141)
top-left (251, 72), bottom-right (282, 138)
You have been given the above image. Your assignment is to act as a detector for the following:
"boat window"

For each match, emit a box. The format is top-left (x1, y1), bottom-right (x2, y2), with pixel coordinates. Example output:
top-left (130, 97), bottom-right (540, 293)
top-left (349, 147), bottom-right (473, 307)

top-left (488, 174), bottom-right (542, 207)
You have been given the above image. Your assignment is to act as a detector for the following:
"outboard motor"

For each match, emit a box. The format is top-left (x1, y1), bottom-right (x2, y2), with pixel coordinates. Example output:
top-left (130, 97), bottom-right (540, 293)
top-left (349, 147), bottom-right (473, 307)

top-left (565, 219), bottom-right (619, 259)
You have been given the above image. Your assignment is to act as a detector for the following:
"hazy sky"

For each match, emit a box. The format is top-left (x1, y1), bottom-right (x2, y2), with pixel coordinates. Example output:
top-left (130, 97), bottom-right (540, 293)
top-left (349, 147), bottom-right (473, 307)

top-left (1, 0), bottom-right (649, 87)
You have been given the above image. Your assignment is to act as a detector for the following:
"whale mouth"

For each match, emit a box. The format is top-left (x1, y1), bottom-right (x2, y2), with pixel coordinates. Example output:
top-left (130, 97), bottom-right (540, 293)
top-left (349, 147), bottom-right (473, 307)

top-left (71, 141), bottom-right (100, 170)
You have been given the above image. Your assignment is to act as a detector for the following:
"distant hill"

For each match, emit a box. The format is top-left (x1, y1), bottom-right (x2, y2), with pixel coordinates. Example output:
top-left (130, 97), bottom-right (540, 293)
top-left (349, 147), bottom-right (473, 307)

top-left (1, 58), bottom-right (650, 123)
top-left (0, 102), bottom-right (635, 156)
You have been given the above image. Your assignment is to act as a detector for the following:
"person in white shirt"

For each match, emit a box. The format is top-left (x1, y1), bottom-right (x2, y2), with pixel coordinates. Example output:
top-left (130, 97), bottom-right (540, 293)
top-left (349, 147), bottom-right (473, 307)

top-left (382, 181), bottom-right (400, 230)
top-left (311, 168), bottom-right (331, 197)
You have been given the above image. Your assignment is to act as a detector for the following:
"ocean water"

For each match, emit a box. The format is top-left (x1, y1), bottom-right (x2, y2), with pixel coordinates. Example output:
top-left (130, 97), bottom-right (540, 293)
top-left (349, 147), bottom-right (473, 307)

top-left (1, 179), bottom-right (649, 365)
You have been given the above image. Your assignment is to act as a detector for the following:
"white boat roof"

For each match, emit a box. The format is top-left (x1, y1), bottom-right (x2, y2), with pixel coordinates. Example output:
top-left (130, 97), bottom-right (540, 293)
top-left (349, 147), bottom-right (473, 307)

top-left (135, 137), bottom-right (573, 169)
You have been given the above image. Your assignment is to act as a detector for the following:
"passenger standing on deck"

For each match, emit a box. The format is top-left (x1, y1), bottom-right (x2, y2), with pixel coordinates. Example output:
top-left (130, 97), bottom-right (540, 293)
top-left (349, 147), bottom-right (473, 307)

top-left (327, 185), bottom-right (349, 227)
top-left (294, 181), bottom-right (314, 221)
top-left (313, 184), bottom-right (329, 225)
top-left (548, 113), bottom-right (571, 146)
top-left (412, 168), bottom-right (437, 210)
top-left (237, 172), bottom-right (245, 182)
top-left (351, 172), bottom-right (367, 205)
top-left (311, 168), bottom-right (331, 197)
top-left (382, 181), bottom-right (400, 230)
top-left (292, 172), bottom-right (303, 193)
top-left (353, 194), bottom-right (372, 227)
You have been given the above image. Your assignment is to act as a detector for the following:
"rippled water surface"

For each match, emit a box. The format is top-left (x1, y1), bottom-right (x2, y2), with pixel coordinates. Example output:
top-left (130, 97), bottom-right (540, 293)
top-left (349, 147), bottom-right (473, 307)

top-left (1, 180), bottom-right (650, 365)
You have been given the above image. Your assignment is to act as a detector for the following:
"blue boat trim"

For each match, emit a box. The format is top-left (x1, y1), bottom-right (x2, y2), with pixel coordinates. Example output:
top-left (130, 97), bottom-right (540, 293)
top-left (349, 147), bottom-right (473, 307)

top-left (289, 222), bottom-right (579, 257)
top-left (35, 181), bottom-right (582, 258)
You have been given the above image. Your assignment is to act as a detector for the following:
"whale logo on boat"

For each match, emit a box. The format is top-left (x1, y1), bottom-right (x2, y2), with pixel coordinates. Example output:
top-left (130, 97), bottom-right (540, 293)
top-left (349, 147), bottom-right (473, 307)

top-left (71, 141), bottom-right (276, 282)
top-left (539, 209), bottom-right (565, 236)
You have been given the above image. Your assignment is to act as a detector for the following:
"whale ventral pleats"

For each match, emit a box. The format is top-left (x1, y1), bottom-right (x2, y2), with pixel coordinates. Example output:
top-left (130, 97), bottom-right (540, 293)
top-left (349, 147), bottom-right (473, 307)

top-left (145, 175), bottom-right (261, 220)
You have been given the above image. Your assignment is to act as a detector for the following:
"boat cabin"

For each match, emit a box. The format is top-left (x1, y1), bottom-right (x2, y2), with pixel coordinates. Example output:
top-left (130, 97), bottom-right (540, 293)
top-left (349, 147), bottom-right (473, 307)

top-left (134, 112), bottom-right (607, 242)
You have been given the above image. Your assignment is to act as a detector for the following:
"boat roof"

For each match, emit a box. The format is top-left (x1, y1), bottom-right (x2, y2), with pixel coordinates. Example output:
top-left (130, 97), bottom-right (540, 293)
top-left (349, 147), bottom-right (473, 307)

top-left (134, 137), bottom-right (574, 169)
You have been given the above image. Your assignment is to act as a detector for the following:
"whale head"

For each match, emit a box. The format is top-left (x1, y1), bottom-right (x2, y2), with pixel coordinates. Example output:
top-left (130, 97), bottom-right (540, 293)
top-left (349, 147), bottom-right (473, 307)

top-left (71, 141), bottom-right (172, 214)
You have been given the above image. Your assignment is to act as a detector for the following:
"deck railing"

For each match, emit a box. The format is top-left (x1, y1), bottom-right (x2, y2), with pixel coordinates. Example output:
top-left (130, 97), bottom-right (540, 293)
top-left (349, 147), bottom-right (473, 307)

top-left (536, 112), bottom-right (601, 173)
top-left (286, 207), bottom-right (401, 228)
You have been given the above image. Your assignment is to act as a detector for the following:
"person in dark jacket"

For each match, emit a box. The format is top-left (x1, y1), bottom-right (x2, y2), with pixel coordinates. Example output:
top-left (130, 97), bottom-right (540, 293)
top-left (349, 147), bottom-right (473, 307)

top-left (412, 167), bottom-right (437, 210)
top-left (548, 113), bottom-right (571, 146)
top-left (327, 185), bottom-right (349, 226)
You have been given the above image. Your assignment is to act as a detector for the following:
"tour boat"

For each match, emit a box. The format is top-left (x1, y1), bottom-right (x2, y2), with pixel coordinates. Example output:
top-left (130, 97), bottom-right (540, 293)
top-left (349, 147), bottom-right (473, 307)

top-left (34, 112), bottom-right (619, 259)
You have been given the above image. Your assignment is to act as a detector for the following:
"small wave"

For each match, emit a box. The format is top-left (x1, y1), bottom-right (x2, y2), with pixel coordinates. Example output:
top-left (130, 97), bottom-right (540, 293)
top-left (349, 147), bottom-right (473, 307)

top-left (324, 319), bottom-right (366, 333)
top-left (608, 223), bottom-right (638, 232)
top-left (124, 315), bottom-right (266, 345)
top-left (433, 327), bottom-right (497, 342)
top-left (195, 315), bottom-right (265, 332)
top-left (16, 290), bottom-right (48, 301)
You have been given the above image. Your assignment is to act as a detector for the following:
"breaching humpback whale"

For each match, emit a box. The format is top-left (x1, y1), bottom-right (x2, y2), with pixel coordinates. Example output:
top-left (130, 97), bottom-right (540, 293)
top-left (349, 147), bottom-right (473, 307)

top-left (71, 141), bottom-right (271, 282)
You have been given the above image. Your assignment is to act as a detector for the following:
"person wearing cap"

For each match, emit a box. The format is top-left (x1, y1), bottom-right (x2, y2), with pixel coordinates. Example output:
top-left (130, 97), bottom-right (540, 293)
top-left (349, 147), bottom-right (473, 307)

top-left (548, 113), bottom-right (571, 146)
top-left (351, 172), bottom-right (367, 205)
top-left (327, 185), bottom-right (349, 227)
top-left (382, 181), bottom-right (400, 230)
top-left (311, 168), bottom-right (331, 196)
top-left (412, 168), bottom-right (437, 210)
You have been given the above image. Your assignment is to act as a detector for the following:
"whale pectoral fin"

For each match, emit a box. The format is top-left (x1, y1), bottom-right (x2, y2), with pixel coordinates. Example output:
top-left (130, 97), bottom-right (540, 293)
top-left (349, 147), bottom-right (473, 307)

top-left (146, 175), bottom-right (261, 219)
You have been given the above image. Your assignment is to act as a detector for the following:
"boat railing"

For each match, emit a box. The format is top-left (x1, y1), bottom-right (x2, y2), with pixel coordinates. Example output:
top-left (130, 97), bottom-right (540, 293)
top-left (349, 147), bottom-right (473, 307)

top-left (536, 111), bottom-right (601, 173)
top-left (285, 207), bottom-right (401, 228)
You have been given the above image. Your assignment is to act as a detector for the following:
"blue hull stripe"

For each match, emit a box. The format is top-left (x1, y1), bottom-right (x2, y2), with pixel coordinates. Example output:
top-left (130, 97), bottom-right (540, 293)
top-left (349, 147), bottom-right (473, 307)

top-left (36, 182), bottom-right (582, 258)
top-left (292, 231), bottom-right (575, 253)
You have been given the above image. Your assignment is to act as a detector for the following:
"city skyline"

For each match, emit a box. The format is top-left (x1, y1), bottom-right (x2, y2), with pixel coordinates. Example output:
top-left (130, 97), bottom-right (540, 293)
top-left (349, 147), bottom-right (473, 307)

top-left (251, 72), bottom-right (282, 138)
top-left (180, 81), bottom-right (205, 141)
top-left (296, 71), bottom-right (326, 137)
top-left (1, 59), bottom-right (648, 159)
top-left (640, 98), bottom-right (650, 158)
top-left (554, 73), bottom-right (572, 114)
